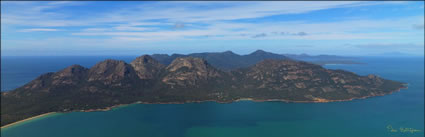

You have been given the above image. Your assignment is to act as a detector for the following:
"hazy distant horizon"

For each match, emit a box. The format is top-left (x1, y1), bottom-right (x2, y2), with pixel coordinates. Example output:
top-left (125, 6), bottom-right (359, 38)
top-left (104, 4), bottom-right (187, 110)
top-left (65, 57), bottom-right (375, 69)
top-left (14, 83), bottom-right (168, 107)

top-left (1, 51), bottom-right (424, 57)
top-left (1, 49), bottom-right (424, 57)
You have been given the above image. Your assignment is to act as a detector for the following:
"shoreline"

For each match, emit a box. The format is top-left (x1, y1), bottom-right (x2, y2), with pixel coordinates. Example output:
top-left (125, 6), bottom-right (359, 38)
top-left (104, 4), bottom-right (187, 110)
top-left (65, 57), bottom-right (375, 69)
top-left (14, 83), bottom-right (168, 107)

top-left (1, 86), bottom-right (407, 129)
top-left (1, 112), bottom-right (57, 130)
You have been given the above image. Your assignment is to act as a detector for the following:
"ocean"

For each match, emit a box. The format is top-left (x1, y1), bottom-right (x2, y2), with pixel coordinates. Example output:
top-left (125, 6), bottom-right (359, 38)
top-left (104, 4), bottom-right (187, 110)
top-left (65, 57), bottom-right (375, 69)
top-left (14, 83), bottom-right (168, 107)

top-left (1, 56), bottom-right (424, 137)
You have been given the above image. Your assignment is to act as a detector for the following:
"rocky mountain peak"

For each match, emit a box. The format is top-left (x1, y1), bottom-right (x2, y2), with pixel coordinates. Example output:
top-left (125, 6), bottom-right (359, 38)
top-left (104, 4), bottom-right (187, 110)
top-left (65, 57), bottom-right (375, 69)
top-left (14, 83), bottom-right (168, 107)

top-left (130, 55), bottom-right (164, 79)
top-left (89, 60), bottom-right (126, 74)
top-left (55, 64), bottom-right (88, 77)
top-left (163, 57), bottom-right (222, 87)
top-left (51, 65), bottom-right (89, 86)
top-left (88, 59), bottom-right (138, 85)
top-left (166, 57), bottom-right (210, 72)
top-left (132, 55), bottom-right (155, 64)
top-left (21, 65), bottom-right (90, 91)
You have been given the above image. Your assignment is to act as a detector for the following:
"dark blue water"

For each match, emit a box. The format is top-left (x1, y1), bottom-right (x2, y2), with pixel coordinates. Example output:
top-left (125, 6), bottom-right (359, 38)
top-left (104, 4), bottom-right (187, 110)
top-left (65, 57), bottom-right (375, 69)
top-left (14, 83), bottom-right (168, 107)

top-left (1, 56), bottom-right (424, 137)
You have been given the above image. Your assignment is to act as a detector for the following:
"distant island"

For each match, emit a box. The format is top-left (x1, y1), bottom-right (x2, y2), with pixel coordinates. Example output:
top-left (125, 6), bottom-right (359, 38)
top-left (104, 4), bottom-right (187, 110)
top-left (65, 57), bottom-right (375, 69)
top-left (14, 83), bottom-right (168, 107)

top-left (1, 50), bottom-right (405, 127)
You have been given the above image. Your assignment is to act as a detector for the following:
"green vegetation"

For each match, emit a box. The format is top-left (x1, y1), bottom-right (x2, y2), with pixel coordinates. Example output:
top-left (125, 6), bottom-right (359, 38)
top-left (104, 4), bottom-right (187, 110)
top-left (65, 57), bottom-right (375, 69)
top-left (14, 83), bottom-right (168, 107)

top-left (1, 51), bottom-right (405, 126)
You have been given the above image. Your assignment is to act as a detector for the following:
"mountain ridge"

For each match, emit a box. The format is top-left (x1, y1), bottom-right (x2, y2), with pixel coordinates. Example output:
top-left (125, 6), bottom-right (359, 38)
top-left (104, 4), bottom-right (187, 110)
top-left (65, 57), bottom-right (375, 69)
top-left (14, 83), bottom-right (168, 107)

top-left (1, 51), bottom-right (405, 127)
top-left (151, 49), bottom-right (288, 71)
top-left (150, 50), bottom-right (361, 70)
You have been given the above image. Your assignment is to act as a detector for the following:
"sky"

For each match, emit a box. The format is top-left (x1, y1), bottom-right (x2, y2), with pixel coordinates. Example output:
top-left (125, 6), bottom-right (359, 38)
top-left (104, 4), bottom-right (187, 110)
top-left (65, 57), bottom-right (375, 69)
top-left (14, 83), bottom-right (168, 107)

top-left (1, 1), bottom-right (424, 56)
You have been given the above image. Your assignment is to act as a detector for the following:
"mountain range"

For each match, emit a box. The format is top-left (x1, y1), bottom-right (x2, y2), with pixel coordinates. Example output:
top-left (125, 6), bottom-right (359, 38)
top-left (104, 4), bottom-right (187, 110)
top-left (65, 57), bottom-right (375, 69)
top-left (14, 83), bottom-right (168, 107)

top-left (1, 50), bottom-right (405, 126)
top-left (150, 50), bottom-right (361, 70)
top-left (151, 50), bottom-right (287, 71)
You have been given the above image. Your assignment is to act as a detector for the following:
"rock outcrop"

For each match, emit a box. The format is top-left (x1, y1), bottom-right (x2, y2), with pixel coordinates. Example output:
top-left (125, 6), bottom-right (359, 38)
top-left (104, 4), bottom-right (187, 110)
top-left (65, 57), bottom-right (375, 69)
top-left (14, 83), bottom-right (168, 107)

top-left (163, 57), bottom-right (222, 87)
top-left (130, 55), bottom-right (164, 79)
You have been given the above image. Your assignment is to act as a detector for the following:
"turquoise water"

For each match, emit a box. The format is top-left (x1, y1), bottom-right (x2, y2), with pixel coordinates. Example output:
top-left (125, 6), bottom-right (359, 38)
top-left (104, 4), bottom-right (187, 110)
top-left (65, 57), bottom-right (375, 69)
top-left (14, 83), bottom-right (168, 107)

top-left (1, 56), bottom-right (423, 137)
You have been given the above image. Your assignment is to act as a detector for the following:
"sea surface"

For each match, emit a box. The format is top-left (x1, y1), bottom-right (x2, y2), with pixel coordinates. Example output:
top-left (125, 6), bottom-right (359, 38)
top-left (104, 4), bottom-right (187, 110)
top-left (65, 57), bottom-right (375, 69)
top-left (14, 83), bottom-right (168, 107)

top-left (1, 56), bottom-right (424, 137)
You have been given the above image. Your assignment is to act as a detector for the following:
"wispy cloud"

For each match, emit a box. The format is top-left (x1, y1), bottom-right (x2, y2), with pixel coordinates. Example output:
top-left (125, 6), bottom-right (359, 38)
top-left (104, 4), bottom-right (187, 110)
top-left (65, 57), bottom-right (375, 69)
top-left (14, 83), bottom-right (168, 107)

top-left (114, 26), bottom-right (153, 31)
top-left (1, 1), bottom-right (403, 27)
top-left (173, 23), bottom-right (185, 29)
top-left (1, 1), bottom-right (423, 56)
top-left (18, 28), bottom-right (60, 32)
top-left (413, 24), bottom-right (424, 30)
top-left (252, 33), bottom-right (267, 38)
top-left (68, 15), bottom-right (423, 41)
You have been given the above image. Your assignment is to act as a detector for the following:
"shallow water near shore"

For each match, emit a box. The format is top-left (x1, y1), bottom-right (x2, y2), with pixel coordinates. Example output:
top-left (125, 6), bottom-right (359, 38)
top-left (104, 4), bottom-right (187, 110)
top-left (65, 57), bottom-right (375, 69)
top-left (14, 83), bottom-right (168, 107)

top-left (1, 56), bottom-right (424, 137)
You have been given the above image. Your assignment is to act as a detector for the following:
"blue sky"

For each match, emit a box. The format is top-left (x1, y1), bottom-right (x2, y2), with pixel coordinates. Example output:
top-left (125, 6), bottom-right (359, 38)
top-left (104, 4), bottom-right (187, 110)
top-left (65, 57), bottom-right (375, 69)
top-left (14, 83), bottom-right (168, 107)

top-left (1, 1), bottom-right (424, 56)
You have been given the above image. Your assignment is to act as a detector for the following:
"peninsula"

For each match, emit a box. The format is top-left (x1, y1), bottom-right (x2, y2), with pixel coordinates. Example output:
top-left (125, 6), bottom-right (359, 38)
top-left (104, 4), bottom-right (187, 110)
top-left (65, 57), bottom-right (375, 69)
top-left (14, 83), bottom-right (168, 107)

top-left (1, 50), bottom-right (406, 127)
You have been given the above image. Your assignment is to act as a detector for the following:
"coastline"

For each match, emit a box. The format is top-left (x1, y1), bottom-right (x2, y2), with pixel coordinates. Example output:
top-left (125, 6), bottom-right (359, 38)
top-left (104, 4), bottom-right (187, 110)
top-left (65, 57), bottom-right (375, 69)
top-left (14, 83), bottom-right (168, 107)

top-left (1, 86), bottom-right (407, 129)
top-left (1, 112), bottom-right (57, 130)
